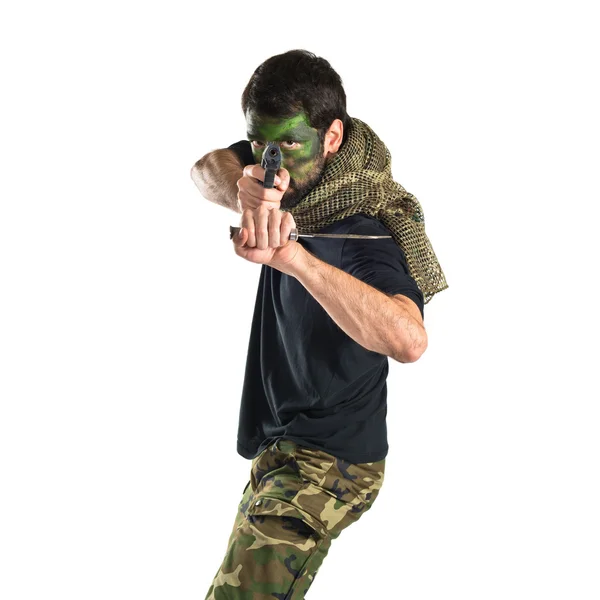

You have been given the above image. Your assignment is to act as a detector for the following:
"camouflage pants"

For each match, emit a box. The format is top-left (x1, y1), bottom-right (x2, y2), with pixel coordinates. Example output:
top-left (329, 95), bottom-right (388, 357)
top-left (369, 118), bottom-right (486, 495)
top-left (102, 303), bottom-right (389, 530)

top-left (205, 439), bottom-right (385, 599)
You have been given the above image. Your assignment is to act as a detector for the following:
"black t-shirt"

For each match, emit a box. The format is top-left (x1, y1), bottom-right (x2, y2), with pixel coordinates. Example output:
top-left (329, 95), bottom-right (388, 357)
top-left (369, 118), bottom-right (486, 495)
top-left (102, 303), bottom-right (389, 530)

top-left (228, 140), bottom-right (424, 463)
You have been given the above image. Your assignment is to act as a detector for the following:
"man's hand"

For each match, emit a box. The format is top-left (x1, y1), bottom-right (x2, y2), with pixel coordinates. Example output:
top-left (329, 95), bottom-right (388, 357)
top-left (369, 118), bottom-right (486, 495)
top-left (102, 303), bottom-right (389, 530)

top-left (232, 205), bottom-right (304, 275)
top-left (236, 165), bottom-right (290, 212)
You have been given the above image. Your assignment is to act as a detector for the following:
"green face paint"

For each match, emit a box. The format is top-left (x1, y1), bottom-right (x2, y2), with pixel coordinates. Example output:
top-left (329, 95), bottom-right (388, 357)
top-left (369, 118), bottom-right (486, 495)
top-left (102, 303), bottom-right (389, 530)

top-left (245, 110), bottom-right (327, 209)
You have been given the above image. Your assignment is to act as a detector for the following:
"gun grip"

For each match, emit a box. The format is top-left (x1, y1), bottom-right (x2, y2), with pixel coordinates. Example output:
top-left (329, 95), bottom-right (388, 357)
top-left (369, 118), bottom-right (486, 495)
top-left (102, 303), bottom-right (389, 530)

top-left (263, 169), bottom-right (276, 189)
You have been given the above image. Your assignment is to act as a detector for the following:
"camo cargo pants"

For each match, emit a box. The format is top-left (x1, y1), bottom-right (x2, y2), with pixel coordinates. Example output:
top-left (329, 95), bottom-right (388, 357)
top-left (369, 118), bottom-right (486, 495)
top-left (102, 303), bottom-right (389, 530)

top-left (205, 438), bottom-right (386, 599)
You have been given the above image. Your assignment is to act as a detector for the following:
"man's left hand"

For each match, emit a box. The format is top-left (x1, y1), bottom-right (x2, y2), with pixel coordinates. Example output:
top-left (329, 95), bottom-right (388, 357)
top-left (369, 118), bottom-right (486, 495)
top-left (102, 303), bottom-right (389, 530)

top-left (232, 205), bottom-right (304, 275)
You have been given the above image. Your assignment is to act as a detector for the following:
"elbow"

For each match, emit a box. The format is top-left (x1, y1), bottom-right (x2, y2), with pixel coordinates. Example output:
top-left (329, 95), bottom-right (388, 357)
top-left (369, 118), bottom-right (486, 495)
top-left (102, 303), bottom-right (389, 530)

top-left (190, 153), bottom-right (219, 201)
top-left (393, 331), bottom-right (428, 363)
top-left (190, 154), bottom-right (210, 188)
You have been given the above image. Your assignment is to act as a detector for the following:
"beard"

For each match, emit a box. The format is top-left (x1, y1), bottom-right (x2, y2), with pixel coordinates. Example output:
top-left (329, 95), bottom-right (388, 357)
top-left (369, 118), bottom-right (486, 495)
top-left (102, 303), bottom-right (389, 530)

top-left (280, 151), bottom-right (328, 210)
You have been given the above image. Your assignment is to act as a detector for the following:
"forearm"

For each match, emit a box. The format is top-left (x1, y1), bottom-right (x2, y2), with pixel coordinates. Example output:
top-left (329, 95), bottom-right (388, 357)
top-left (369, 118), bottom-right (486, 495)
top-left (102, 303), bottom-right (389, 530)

top-left (288, 247), bottom-right (427, 363)
top-left (190, 149), bottom-right (243, 214)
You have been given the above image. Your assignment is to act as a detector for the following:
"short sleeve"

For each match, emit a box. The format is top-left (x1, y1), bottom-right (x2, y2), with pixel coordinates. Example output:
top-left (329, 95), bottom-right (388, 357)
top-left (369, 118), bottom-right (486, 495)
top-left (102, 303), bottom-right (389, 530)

top-left (341, 218), bottom-right (424, 319)
top-left (227, 140), bottom-right (256, 167)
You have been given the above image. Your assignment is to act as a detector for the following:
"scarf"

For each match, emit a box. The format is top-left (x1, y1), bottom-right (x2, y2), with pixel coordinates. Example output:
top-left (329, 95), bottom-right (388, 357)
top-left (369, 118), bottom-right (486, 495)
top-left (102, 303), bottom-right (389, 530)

top-left (288, 117), bottom-right (448, 305)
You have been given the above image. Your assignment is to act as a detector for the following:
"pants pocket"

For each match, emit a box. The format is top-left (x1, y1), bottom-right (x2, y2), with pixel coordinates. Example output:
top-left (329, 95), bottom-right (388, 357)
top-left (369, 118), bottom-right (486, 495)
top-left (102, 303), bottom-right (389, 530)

top-left (212, 493), bottom-right (327, 600)
top-left (247, 491), bottom-right (329, 541)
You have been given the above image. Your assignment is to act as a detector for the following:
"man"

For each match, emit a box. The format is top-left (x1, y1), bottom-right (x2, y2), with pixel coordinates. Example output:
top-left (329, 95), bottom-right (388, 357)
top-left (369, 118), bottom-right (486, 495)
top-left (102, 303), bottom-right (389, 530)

top-left (192, 49), bottom-right (447, 598)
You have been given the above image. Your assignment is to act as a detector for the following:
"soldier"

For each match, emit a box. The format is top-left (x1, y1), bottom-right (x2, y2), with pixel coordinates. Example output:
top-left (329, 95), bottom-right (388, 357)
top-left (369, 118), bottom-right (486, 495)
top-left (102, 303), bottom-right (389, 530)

top-left (192, 49), bottom-right (447, 598)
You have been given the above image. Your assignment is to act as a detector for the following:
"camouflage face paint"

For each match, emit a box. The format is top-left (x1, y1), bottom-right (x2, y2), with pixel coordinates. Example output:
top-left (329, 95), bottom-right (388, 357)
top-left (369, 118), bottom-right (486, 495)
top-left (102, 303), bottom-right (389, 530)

top-left (246, 110), bottom-right (327, 209)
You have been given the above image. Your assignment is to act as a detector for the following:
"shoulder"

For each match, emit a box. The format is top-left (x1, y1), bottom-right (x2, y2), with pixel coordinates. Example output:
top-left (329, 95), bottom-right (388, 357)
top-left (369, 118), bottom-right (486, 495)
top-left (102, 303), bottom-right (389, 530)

top-left (227, 140), bottom-right (255, 167)
top-left (338, 213), bottom-right (412, 275)
top-left (331, 213), bottom-right (402, 259)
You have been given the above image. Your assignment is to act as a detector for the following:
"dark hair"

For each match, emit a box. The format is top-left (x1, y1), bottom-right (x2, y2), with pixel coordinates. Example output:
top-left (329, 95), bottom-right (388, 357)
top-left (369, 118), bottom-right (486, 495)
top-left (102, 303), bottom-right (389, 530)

top-left (241, 49), bottom-right (351, 147)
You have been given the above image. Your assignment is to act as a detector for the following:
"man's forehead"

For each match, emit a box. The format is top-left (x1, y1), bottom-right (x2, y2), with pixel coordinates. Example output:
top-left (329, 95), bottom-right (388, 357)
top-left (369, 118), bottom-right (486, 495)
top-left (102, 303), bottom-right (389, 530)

top-left (245, 110), bottom-right (314, 136)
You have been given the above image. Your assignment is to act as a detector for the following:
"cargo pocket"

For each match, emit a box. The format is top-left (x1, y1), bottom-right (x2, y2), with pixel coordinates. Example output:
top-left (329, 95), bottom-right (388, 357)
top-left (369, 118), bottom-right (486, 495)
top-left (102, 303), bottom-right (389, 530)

top-left (244, 492), bottom-right (328, 598)
top-left (246, 491), bottom-right (329, 541)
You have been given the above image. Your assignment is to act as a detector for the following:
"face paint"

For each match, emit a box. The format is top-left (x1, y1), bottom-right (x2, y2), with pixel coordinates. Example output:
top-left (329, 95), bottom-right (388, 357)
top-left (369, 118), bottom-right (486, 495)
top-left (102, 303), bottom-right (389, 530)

top-left (246, 110), bottom-right (327, 209)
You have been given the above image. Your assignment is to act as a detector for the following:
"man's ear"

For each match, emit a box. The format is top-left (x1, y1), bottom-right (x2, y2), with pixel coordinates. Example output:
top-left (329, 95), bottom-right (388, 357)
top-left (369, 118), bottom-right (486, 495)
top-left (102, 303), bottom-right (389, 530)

top-left (323, 118), bottom-right (344, 156)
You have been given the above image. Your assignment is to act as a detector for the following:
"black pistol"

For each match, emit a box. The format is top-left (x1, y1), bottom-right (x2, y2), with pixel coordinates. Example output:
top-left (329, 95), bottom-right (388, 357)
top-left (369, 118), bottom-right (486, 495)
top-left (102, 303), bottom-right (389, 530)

top-left (229, 142), bottom-right (290, 241)
top-left (261, 142), bottom-right (281, 189)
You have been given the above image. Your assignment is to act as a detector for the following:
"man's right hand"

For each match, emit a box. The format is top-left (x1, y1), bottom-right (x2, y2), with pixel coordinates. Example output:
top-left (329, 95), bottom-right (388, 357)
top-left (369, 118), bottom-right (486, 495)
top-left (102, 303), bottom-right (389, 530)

top-left (236, 165), bottom-right (290, 212)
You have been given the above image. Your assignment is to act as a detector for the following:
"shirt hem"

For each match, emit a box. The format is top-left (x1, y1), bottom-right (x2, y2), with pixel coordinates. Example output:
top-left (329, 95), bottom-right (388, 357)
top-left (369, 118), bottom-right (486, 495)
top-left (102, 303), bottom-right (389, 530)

top-left (238, 437), bottom-right (388, 464)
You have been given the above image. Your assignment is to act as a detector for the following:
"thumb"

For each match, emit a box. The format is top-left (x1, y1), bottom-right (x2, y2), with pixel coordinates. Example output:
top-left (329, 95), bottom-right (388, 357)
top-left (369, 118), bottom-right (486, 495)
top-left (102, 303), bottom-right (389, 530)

top-left (232, 226), bottom-right (248, 248)
top-left (276, 168), bottom-right (290, 192)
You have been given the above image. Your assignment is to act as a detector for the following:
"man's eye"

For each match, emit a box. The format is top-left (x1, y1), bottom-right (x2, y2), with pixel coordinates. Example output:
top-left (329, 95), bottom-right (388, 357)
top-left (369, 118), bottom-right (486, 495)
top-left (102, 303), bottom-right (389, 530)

top-left (281, 141), bottom-right (298, 149)
top-left (250, 141), bottom-right (265, 148)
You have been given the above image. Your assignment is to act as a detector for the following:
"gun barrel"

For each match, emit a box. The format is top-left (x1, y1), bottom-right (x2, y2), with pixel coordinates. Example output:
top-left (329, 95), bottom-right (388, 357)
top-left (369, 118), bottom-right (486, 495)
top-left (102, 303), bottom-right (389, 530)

top-left (261, 142), bottom-right (282, 189)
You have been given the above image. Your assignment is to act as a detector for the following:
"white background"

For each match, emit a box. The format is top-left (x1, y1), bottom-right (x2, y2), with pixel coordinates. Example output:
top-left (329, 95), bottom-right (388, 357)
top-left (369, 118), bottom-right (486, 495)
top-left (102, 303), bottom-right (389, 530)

top-left (1, 1), bottom-right (598, 598)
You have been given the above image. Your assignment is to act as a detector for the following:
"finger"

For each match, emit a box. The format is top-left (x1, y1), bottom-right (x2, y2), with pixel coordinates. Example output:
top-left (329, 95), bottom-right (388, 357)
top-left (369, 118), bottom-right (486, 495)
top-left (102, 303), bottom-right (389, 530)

top-left (241, 208), bottom-right (256, 248)
top-left (268, 209), bottom-right (282, 248)
top-left (256, 205), bottom-right (270, 250)
top-left (237, 189), bottom-right (261, 211)
top-left (243, 179), bottom-right (283, 205)
top-left (275, 168), bottom-right (290, 192)
top-left (242, 165), bottom-right (265, 182)
top-left (280, 211), bottom-right (296, 245)
top-left (243, 164), bottom-right (285, 198)
top-left (243, 164), bottom-right (267, 184)
top-left (232, 226), bottom-right (248, 248)
top-left (238, 174), bottom-right (283, 207)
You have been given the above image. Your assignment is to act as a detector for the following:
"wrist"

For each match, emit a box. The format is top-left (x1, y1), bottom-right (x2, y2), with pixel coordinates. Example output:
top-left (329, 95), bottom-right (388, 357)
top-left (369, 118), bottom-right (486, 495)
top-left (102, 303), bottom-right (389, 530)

top-left (284, 244), bottom-right (313, 278)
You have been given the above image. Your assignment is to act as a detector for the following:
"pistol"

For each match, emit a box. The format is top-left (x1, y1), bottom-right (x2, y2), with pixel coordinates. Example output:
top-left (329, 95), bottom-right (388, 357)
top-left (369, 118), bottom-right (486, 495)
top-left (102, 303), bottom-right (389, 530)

top-left (261, 142), bottom-right (281, 189)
